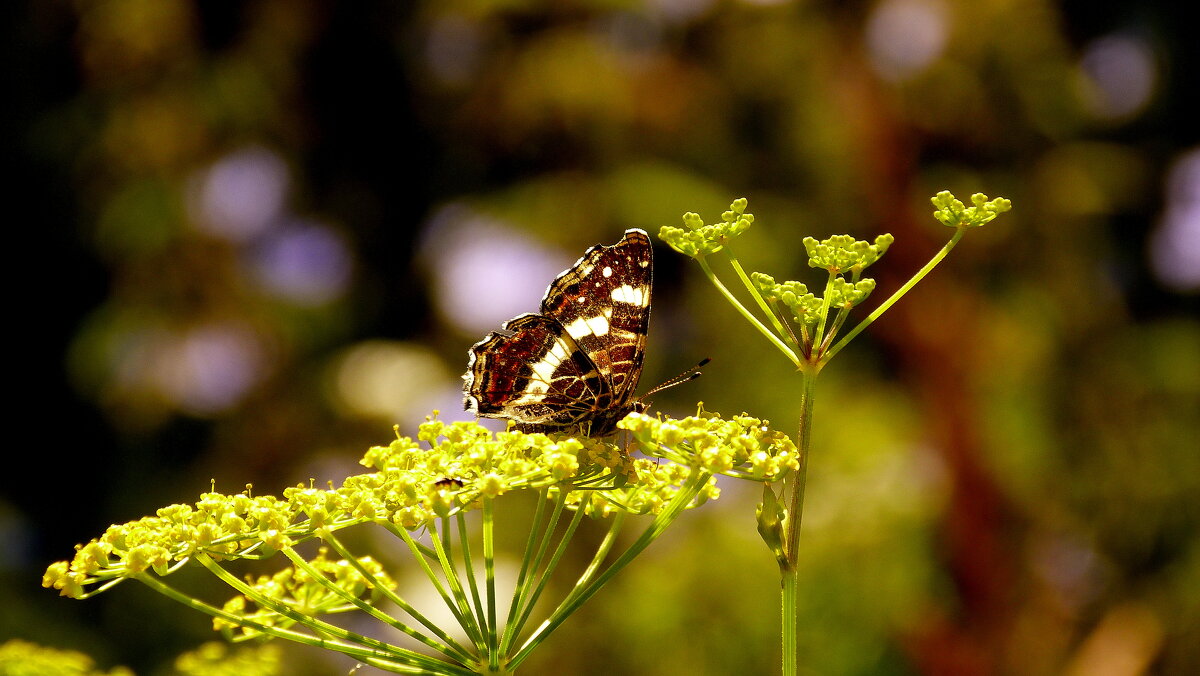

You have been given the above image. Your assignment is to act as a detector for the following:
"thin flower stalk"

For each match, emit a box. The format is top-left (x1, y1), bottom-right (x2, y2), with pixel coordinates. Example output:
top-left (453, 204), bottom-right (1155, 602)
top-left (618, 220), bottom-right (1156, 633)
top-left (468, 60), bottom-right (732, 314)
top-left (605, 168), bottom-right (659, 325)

top-left (322, 530), bottom-right (474, 661)
top-left (697, 256), bottom-right (801, 367)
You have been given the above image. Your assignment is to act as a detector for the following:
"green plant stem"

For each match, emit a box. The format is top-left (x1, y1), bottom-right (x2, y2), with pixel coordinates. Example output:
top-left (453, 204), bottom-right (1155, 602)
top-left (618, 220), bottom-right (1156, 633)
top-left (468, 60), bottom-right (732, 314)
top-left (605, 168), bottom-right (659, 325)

top-left (323, 531), bottom-right (473, 662)
top-left (499, 490), bottom-right (551, 655)
top-left (823, 227), bottom-right (965, 363)
top-left (395, 523), bottom-right (484, 652)
top-left (137, 572), bottom-right (469, 675)
top-left (697, 257), bottom-right (799, 367)
top-left (189, 553), bottom-right (471, 674)
top-left (810, 271), bottom-right (836, 351)
top-left (456, 512), bottom-right (489, 655)
top-left (483, 497), bottom-right (500, 672)
top-left (503, 491), bottom-right (589, 655)
top-left (781, 370), bottom-right (816, 676)
top-left (278, 548), bottom-right (452, 660)
top-left (781, 571), bottom-right (800, 676)
top-left (429, 517), bottom-right (488, 651)
top-left (726, 252), bottom-right (802, 354)
top-left (817, 306), bottom-right (850, 357)
top-left (507, 472), bottom-right (711, 670)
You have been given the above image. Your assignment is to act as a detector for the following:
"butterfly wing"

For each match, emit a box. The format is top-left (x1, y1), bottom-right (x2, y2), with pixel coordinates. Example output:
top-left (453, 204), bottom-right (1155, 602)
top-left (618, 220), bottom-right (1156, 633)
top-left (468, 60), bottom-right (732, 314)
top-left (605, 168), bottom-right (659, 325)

top-left (538, 229), bottom-right (652, 404)
top-left (464, 314), bottom-right (614, 429)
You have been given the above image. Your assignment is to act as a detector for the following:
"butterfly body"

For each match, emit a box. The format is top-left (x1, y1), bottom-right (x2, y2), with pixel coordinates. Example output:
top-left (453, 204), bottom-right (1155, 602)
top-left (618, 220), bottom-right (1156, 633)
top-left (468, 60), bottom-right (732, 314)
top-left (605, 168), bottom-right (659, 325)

top-left (463, 229), bottom-right (653, 436)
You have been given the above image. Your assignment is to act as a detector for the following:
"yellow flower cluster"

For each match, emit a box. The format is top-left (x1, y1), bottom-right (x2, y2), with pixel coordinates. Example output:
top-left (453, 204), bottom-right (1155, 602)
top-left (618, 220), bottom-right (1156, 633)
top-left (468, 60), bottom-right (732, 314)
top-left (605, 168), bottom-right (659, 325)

top-left (659, 197), bottom-right (754, 257)
top-left (619, 409), bottom-right (800, 483)
top-left (44, 412), bottom-right (794, 601)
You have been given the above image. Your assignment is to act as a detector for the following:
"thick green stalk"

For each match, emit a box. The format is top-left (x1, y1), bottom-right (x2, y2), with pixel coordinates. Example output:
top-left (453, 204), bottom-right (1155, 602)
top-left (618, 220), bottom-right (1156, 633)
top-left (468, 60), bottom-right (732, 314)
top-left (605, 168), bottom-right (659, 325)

top-left (781, 369), bottom-right (817, 676)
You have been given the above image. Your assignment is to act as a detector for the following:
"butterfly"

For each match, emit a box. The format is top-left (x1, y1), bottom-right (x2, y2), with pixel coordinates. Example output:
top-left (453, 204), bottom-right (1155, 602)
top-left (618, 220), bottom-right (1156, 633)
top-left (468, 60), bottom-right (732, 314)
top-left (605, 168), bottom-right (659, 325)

top-left (463, 229), bottom-right (699, 437)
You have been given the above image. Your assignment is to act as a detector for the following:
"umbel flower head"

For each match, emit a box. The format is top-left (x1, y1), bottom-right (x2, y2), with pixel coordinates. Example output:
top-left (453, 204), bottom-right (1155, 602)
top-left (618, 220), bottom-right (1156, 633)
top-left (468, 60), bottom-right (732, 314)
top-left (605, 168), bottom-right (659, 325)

top-left (659, 197), bottom-right (755, 257)
top-left (931, 191), bottom-right (1012, 229)
top-left (42, 410), bottom-right (797, 674)
top-left (44, 410), bottom-right (796, 600)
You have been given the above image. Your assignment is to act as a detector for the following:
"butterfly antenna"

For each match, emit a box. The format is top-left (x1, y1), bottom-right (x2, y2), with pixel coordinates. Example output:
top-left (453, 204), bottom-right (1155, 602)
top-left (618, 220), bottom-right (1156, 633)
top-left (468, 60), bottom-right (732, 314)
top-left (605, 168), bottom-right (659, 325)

top-left (643, 358), bottom-right (710, 397)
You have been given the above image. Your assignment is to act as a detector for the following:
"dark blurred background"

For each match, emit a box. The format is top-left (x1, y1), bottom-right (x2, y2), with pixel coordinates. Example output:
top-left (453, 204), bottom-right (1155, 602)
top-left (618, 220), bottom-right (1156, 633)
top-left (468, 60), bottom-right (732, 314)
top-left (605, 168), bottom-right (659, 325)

top-left (5, 0), bottom-right (1198, 674)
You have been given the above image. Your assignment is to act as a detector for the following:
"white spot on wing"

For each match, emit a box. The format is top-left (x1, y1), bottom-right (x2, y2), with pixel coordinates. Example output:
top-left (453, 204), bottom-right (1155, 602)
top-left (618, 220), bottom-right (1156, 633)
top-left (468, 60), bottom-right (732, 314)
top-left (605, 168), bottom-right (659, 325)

top-left (586, 314), bottom-right (610, 336)
top-left (602, 266), bottom-right (613, 277)
top-left (565, 315), bottom-right (610, 339)
top-left (610, 284), bottom-right (646, 306)
top-left (517, 339), bottom-right (570, 401)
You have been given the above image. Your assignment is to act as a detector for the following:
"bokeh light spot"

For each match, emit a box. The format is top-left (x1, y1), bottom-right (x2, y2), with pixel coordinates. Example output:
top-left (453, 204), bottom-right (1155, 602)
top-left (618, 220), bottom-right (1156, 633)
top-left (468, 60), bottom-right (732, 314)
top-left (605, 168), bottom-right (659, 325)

top-left (865, 0), bottom-right (948, 83)
top-left (421, 204), bottom-right (572, 336)
top-left (249, 220), bottom-right (353, 305)
top-left (187, 146), bottom-right (289, 242)
top-left (331, 341), bottom-right (450, 424)
top-left (157, 323), bottom-right (266, 416)
top-left (1077, 32), bottom-right (1157, 121)
top-left (1150, 148), bottom-right (1200, 292)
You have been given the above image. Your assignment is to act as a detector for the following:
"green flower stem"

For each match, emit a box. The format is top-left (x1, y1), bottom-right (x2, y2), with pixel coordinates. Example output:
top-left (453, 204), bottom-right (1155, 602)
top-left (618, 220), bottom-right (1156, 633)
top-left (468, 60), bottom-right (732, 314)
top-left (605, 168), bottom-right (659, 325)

top-left (646, 441), bottom-right (688, 467)
top-left (426, 518), bottom-right (488, 651)
top-left (726, 252), bottom-right (802, 353)
top-left (322, 531), bottom-right (474, 662)
top-left (406, 536), bottom-right (439, 562)
top-left (394, 522), bottom-right (485, 652)
top-left (457, 512), bottom-right (489, 657)
top-left (502, 491), bottom-right (589, 656)
top-left (482, 497), bottom-right (500, 672)
top-left (781, 571), bottom-right (800, 676)
top-left (817, 306), bottom-right (850, 357)
top-left (191, 552), bottom-right (465, 674)
top-left (782, 370), bottom-right (816, 676)
top-left (507, 509), bottom-right (628, 670)
top-left (195, 551), bottom-right (388, 650)
top-left (566, 504), bottom-right (625, 593)
top-left (823, 227), bottom-right (966, 363)
top-left (277, 548), bottom-right (451, 659)
top-left (697, 257), bottom-right (800, 367)
top-left (507, 470), bottom-right (712, 670)
top-left (136, 571), bottom-right (465, 675)
top-left (70, 579), bottom-right (120, 600)
top-left (500, 489), bottom-right (562, 656)
top-left (501, 511), bottom-right (624, 667)
top-left (809, 271), bottom-right (836, 353)
top-left (767, 298), bottom-right (805, 353)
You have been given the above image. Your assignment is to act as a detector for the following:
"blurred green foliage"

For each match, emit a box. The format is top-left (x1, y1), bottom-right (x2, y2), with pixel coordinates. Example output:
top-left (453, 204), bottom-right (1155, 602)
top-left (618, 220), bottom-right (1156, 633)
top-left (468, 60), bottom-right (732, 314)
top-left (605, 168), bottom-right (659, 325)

top-left (9, 0), bottom-right (1197, 674)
